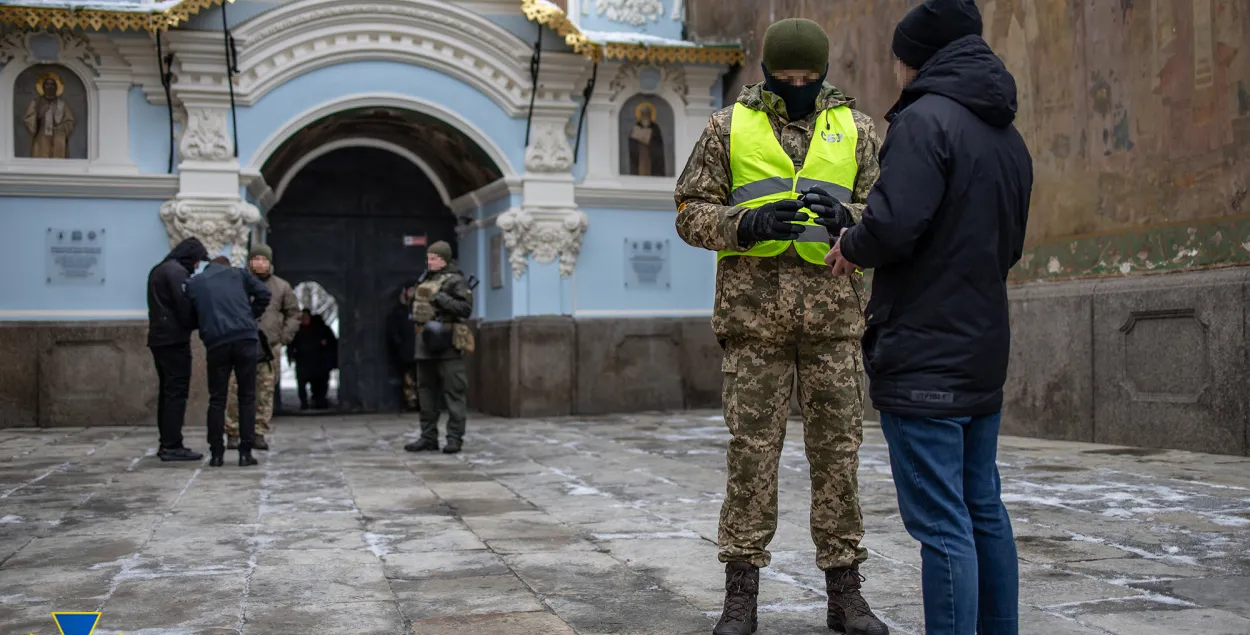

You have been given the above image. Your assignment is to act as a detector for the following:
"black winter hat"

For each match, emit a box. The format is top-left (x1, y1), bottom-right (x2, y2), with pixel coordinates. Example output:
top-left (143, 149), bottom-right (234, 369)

top-left (892, 0), bottom-right (983, 70)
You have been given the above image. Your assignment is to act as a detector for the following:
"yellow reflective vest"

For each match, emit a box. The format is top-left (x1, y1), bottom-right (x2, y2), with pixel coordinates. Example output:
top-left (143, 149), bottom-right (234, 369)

top-left (717, 102), bottom-right (859, 266)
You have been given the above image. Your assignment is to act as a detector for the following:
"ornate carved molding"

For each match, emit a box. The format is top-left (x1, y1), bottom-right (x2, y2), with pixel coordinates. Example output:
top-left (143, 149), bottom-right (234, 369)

top-left (160, 198), bottom-right (262, 267)
top-left (496, 208), bottom-right (589, 278)
top-left (525, 121), bottom-right (575, 173)
top-left (0, 30), bottom-right (100, 76)
top-left (178, 107), bottom-right (232, 163)
top-left (594, 0), bottom-right (664, 26)
top-left (608, 61), bottom-right (688, 104)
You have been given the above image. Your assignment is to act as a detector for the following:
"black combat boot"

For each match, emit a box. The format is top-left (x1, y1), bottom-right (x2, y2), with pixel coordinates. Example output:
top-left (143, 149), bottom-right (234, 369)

top-left (442, 439), bottom-right (462, 454)
top-left (404, 438), bottom-right (439, 452)
top-left (826, 566), bottom-right (889, 635)
top-left (713, 562), bottom-right (758, 635)
top-left (253, 435), bottom-right (270, 451)
top-left (238, 451), bottom-right (259, 467)
top-left (226, 436), bottom-right (239, 450)
top-left (209, 452), bottom-right (224, 468)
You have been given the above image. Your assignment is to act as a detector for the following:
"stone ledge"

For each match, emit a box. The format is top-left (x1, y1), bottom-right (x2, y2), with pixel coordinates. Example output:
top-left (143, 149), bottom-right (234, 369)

top-left (1005, 268), bottom-right (1250, 456)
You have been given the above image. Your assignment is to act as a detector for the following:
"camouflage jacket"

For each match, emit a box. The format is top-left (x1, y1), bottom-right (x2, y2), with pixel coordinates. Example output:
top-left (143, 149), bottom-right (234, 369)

top-left (409, 263), bottom-right (473, 360)
top-left (674, 82), bottom-right (882, 346)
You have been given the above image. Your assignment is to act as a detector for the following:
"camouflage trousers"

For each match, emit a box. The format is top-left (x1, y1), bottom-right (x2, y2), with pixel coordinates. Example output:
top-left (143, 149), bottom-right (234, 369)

top-left (227, 352), bottom-right (276, 437)
top-left (718, 337), bottom-right (868, 571)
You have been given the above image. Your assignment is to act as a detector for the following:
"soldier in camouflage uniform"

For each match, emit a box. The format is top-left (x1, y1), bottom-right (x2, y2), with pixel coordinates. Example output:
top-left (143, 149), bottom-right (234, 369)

top-left (675, 18), bottom-right (888, 635)
top-left (403, 241), bottom-right (474, 455)
top-left (225, 244), bottom-right (300, 451)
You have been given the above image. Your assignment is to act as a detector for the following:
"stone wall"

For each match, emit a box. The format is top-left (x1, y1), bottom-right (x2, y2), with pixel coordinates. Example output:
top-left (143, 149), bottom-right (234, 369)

top-left (0, 321), bottom-right (210, 431)
top-left (1005, 269), bottom-right (1249, 456)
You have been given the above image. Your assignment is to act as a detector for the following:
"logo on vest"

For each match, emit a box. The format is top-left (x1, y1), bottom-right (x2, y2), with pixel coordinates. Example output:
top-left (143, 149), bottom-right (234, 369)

top-left (820, 130), bottom-right (845, 143)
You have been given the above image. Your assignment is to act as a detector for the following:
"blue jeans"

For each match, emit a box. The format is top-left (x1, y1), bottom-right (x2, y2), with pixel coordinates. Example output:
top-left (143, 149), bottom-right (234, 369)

top-left (880, 412), bottom-right (1018, 635)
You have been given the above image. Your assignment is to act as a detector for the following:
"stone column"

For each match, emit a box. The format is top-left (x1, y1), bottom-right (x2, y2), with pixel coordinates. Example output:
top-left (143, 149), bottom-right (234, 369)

top-left (158, 34), bottom-right (260, 265)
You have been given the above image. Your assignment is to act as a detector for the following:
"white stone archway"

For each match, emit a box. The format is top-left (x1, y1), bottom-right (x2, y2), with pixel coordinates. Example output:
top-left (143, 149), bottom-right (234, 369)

top-left (272, 138), bottom-right (452, 208)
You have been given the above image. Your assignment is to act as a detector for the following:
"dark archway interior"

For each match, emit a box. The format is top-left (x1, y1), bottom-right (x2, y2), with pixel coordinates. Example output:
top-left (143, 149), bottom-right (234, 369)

top-left (261, 107), bottom-right (503, 199)
top-left (264, 139), bottom-right (491, 413)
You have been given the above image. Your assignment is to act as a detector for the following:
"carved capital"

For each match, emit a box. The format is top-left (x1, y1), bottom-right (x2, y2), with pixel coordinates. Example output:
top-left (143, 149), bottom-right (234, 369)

top-left (159, 197), bottom-right (261, 266)
top-left (524, 120), bottom-right (575, 173)
top-left (495, 207), bottom-right (589, 279)
top-left (179, 107), bottom-right (233, 163)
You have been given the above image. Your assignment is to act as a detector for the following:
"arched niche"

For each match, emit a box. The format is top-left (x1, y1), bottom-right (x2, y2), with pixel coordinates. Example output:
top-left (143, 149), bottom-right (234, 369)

top-left (12, 63), bottom-right (89, 160)
top-left (618, 93), bottom-right (676, 177)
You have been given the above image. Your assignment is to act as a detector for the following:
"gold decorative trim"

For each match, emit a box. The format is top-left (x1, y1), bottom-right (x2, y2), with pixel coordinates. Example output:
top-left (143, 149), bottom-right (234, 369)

top-left (0, 0), bottom-right (231, 32)
top-left (519, 0), bottom-right (742, 65)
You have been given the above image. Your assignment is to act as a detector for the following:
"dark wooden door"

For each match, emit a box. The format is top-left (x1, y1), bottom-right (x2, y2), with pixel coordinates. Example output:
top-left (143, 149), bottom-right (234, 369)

top-left (266, 147), bottom-right (457, 413)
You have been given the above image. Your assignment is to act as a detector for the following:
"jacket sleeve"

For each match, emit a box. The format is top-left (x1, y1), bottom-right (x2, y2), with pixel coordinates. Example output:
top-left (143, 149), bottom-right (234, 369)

top-left (431, 276), bottom-right (473, 321)
top-left (674, 113), bottom-right (747, 252)
top-left (846, 110), bottom-right (883, 223)
top-left (840, 108), bottom-right (947, 269)
top-left (279, 285), bottom-right (302, 345)
top-left (243, 270), bottom-right (272, 319)
top-left (166, 267), bottom-right (197, 329)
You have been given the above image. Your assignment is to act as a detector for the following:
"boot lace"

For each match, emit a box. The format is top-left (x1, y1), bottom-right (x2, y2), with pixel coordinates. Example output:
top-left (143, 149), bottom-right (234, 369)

top-left (720, 570), bottom-right (753, 622)
top-left (829, 570), bottom-right (876, 619)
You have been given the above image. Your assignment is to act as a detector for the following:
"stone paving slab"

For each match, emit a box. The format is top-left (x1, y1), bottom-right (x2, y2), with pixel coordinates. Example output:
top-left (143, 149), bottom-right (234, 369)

top-left (1, 411), bottom-right (1248, 634)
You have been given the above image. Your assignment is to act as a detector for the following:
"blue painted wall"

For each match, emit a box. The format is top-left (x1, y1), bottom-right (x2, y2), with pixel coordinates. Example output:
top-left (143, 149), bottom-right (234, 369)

top-left (129, 86), bottom-right (177, 174)
top-left (0, 198), bottom-right (168, 319)
top-left (572, 206), bottom-right (714, 316)
top-left (575, 0), bottom-right (684, 42)
top-left (236, 61), bottom-right (526, 176)
top-left (473, 195), bottom-right (518, 322)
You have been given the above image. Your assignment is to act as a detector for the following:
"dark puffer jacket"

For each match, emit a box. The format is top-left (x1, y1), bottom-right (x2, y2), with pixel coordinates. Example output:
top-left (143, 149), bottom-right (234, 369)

top-left (839, 35), bottom-right (1034, 417)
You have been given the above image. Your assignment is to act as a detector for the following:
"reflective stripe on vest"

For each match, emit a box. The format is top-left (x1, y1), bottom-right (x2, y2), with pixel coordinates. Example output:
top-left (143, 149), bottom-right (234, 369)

top-left (718, 103), bottom-right (859, 265)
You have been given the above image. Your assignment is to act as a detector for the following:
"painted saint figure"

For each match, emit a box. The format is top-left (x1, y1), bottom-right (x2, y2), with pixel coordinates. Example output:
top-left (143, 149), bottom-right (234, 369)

top-left (628, 101), bottom-right (666, 176)
top-left (24, 72), bottom-right (76, 159)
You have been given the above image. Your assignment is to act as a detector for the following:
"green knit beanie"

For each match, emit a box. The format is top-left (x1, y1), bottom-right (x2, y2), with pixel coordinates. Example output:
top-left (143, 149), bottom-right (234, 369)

top-left (428, 240), bottom-right (453, 261)
top-left (249, 243), bottom-right (273, 262)
top-left (762, 18), bottom-right (830, 75)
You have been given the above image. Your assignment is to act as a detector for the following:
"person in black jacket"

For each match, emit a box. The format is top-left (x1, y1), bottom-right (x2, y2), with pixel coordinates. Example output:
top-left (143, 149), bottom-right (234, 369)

top-left (186, 256), bottom-right (272, 467)
top-left (288, 310), bottom-right (337, 410)
top-left (824, 1), bottom-right (1033, 633)
top-left (146, 237), bottom-right (209, 462)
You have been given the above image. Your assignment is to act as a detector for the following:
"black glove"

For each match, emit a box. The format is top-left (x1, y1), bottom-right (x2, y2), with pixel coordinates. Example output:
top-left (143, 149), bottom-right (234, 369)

top-left (799, 186), bottom-right (856, 233)
top-left (737, 199), bottom-right (807, 245)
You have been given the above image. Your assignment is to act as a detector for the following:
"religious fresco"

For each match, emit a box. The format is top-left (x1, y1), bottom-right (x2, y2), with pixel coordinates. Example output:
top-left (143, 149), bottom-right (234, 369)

top-left (688, 0), bottom-right (1250, 282)
top-left (619, 93), bottom-right (674, 177)
top-left (12, 63), bottom-right (87, 159)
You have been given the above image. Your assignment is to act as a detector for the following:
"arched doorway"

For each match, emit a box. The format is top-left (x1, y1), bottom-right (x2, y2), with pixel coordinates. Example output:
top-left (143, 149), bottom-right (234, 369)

top-left (278, 281), bottom-right (341, 413)
top-left (261, 106), bottom-right (503, 413)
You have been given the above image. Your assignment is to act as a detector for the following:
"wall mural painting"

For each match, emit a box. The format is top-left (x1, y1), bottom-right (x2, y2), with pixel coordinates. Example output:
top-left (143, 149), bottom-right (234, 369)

top-left (619, 94), bottom-right (674, 177)
top-left (13, 64), bottom-right (87, 159)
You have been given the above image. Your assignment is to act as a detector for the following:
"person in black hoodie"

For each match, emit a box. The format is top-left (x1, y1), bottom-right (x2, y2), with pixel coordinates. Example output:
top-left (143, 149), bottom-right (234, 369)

top-left (186, 256), bottom-right (271, 467)
top-left (825, 1), bottom-right (1033, 634)
top-left (146, 237), bottom-right (209, 462)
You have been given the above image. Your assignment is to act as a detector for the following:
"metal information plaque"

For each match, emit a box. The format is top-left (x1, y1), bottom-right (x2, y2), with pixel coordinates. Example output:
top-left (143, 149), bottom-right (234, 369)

top-left (623, 237), bottom-right (670, 289)
top-left (46, 228), bottom-right (105, 285)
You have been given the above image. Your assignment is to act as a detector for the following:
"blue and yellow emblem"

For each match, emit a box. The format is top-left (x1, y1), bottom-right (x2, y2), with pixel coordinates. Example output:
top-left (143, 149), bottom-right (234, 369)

top-left (28, 612), bottom-right (119, 635)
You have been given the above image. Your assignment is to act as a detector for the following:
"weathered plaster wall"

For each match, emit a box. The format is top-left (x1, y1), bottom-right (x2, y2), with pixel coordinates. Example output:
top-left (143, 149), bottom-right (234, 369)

top-left (687, 0), bottom-right (1250, 282)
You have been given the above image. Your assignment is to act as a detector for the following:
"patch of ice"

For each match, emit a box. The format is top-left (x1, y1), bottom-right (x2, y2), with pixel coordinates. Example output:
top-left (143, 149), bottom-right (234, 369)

top-left (567, 485), bottom-right (601, 496)
top-left (363, 532), bottom-right (396, 558)
top-left (0, 515), bottom-right (23, 524)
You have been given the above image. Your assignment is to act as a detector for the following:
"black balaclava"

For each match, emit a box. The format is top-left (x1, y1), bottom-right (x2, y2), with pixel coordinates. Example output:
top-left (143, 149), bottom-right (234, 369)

top-left (762, 63), bottom-right (828, 121)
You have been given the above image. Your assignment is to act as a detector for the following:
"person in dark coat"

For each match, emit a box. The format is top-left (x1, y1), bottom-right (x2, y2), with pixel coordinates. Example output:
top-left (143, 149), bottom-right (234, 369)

top-left (825, 1), bottom-right (1033, 633)
top-left (288, 310), bottom-right (337, 409)
top-left (146, 236), bottom-right (208, 462)
top-left (185, 256), bottom-right (271, 467)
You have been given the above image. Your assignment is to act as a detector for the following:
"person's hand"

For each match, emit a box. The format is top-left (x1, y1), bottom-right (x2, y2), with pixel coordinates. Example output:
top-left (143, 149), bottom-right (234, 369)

top-left (737, 199), bottom-right (807, 244)
top-left (825, 228), bottom-right (860, 277)
top-left (800, 186), bottom-right (856, 233)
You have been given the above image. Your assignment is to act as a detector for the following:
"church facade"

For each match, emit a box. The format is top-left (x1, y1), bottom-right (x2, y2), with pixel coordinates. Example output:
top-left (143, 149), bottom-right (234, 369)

top-left (0, 0), bottom-right (741, 426)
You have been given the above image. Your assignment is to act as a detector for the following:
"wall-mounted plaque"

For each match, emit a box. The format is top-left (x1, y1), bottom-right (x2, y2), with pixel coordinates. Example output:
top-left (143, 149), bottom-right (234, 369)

top-left (46, 228), bottom-right (105, 285)
top-left (624, 237), bottom-right (670, 289)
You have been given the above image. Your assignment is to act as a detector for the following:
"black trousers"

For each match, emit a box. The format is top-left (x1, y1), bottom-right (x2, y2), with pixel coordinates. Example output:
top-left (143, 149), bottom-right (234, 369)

top-left (150, 343), bottom-right (192, 450)
top-left (296, 368), bottom-right (330, 408)
top-left (207, 339), bottom-right (258, 453)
